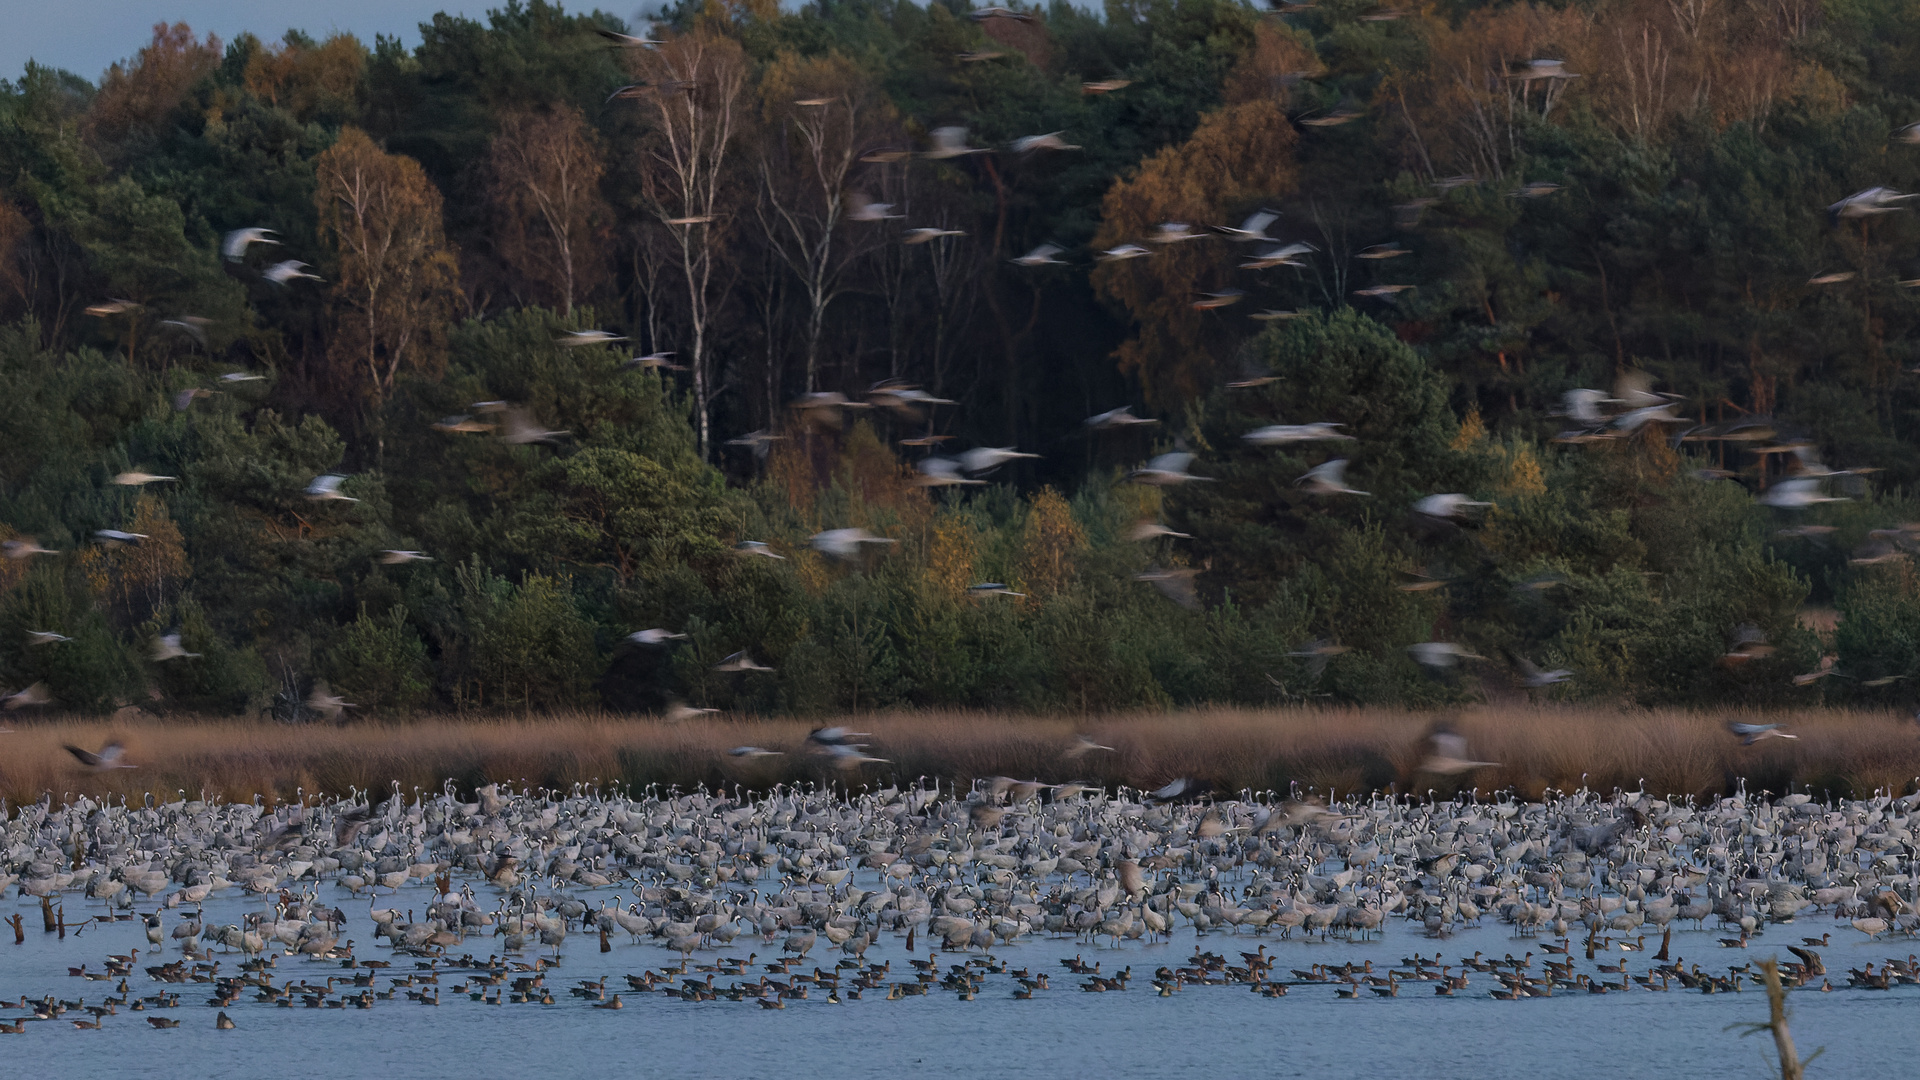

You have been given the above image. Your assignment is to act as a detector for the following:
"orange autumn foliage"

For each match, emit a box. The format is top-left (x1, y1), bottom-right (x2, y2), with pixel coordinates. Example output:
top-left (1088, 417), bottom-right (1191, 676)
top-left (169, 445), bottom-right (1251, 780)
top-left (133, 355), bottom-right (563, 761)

top-left (483, 105), bottom-right (612, 317)
top-left (0, 201), bottom-right (28, 317)
top-left (1385, 0), bottom-right (1846, 178)
top-left (241, 33), bottom-right (366, 121)
top-left (314, 128), bottom-right (461, 402)
top-left (87, 23), bottom-right (223, 146)
top-left (833, 422), bottom-right (926, 526)
top-left (1092, 96), bottom-right (1299, 404)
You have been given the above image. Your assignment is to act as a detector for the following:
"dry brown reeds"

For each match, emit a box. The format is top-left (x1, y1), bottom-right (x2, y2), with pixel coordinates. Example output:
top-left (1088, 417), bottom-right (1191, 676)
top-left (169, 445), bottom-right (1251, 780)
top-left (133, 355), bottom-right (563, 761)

top-left (2, 704), bottom-right (1917, 807)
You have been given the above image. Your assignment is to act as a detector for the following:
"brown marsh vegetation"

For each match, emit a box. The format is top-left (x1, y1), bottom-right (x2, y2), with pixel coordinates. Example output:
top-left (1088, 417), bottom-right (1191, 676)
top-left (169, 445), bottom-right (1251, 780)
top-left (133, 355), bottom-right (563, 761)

top-left (3, 705), bottom-right (1917, 807)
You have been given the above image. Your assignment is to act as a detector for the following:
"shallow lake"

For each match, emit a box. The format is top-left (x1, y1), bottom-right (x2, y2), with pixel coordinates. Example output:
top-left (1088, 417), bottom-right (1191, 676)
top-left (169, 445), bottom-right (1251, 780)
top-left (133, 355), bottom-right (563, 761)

top-left (5, 871), bottom-right (1914, 1079)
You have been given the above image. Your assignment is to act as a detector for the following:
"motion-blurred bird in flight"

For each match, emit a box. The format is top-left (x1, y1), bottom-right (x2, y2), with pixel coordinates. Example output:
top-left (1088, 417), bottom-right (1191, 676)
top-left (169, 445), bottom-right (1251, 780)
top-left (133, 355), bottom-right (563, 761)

top-left (1298, 458), bottom-right (1367, 495)
top-left (222, 227), bottom-right (277, 261)
top-left (1128, 452), bottom-right (1209, 485)
top-left (65, 740), bottom-right (134, 770)
top-left (306, 474), bottom-right (357, 502)
top-left (1245, 422), bottom-right (1350, 446)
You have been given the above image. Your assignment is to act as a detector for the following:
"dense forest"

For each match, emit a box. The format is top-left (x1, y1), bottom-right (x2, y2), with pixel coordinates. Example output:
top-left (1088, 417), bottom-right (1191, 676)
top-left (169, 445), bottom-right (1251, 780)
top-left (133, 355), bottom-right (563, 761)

top-left (4, 0), bottom-right (1920, 719)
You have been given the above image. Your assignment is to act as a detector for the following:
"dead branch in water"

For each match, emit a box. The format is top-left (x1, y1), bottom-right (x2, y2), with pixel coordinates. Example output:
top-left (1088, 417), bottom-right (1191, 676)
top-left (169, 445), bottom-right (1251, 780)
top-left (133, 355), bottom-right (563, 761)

top-left (1731, 958), bottom-right (1823, 1080)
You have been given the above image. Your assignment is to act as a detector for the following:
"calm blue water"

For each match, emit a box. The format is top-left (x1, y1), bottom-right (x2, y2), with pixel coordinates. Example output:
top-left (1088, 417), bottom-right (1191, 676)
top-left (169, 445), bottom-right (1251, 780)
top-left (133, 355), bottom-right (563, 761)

top-left (4, 880), bottom-right (1913, 1079)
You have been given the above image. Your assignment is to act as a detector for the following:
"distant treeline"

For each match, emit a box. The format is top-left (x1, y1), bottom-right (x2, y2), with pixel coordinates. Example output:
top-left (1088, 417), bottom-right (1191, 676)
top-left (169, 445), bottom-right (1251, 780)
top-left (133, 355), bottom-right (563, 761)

top-left (4, 1), bottom-right (1920, 717)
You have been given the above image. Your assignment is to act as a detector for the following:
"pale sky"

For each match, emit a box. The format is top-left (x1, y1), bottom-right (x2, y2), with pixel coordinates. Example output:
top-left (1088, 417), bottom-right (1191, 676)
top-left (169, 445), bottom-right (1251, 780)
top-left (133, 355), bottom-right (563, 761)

top-left (4, 2), bottom-right (651, 83)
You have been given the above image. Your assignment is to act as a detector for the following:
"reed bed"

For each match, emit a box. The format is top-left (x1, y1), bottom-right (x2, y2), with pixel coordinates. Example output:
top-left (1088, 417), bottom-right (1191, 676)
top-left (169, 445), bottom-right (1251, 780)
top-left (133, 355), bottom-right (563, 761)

top-left (3, 705), bottom-right (1917, 807)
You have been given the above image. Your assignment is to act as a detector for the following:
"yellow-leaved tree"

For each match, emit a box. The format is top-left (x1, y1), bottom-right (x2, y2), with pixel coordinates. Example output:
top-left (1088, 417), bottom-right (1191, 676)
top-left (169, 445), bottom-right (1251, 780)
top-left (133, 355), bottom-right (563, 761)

top-left (925, 517), bottom-right (978, 601)
top-left (1016, 488), bottom-right (1085, 600)
top-left (484, 105), bottom-right (611, 316)
top-left (314, 127), bottom-right (461, 404)
top-left (77, 495), bottom-right (189, 625)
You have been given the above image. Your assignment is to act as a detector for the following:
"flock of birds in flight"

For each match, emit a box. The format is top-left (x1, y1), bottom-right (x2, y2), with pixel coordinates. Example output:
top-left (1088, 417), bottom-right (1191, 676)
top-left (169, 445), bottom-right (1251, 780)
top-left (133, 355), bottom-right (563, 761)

top-left (19, 18), bottom-right (1920, 740)
top-left (32, 248), bottom-right (1920, 737)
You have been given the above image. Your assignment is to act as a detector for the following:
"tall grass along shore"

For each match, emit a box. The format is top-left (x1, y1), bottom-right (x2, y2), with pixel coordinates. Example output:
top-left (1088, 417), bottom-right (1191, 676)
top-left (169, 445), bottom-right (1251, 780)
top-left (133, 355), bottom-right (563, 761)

top-left (4, 706), bottom-right (1916, 807)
